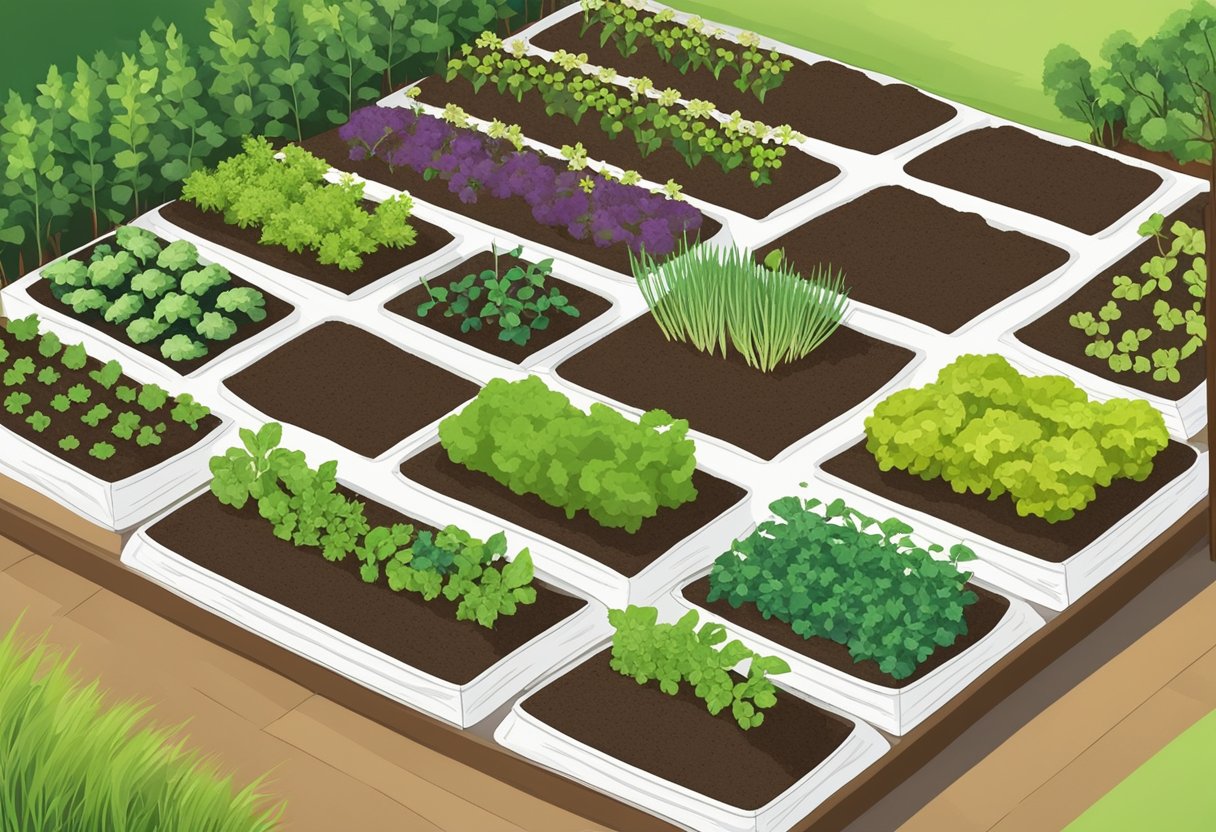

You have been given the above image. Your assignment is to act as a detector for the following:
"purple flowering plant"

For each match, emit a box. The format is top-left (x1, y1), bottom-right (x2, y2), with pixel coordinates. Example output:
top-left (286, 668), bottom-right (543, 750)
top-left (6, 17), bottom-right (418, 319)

top-left (339, 106), bottom-right (703, 257)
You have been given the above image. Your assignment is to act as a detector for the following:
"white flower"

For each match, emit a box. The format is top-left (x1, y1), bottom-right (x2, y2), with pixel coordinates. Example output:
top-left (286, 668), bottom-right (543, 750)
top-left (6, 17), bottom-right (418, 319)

top-left (441, 104), bottom-right (470, 127)
top-left (507, 38), bottom-right (528, 58)
top-left (596, 65), bottom-right (618, 84)
top-left (737, 31), bottom-right (761, 48)
top-left (684, 99), bottom-right (716, 118)
top-left (657, 87), bottom-right (681, 107)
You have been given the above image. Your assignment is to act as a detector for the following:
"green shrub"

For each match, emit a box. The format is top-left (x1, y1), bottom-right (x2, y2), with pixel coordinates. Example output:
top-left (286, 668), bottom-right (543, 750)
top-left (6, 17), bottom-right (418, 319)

top-left (439, 376), bottom-right (699, 532)
top-left (182, 136), bottom-right (416, 271)
top-left (608, 605), bottom-right (789, 730)
top-left (709, 495), bottom-right (978, 680)
top-left (0, 622), bottom-right (282, 831)
top-left (632, 242), bottom-right (848, 372)
top-left (864, 354), bottom-right (1169, 522)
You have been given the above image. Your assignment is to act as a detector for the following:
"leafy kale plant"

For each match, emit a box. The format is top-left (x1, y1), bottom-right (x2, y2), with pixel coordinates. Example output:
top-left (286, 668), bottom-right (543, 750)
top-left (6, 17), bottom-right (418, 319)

top-left (865, 354), bottom-right (1169, 522)
top-left (417, 246), bottom-right (580, 346)
top-left (439, 376), bottom-right (698, 532)
top-left (609, 605), bottom-right (789, 730)
top-left (709, 495), bottom-right (978, 680)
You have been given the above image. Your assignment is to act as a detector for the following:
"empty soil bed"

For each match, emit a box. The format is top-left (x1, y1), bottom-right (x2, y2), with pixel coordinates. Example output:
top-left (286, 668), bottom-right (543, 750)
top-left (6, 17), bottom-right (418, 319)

top-left (385, 250), bottom-right (613, 364)
top-left (224, 321), bottom-right (478, 458)
top-left (756, 186), bottom-right (1070, 333)
top-left (820, 440), bottom-right (1198, 563)
top-left (301, 128), bottom-right (721, 276)
top-left (414, 77), bottom-right (839, 220)
top-left (534, 12), bottom-right (956, 154)
top-left (521, 650), bottom-right (854, 809)
top-left (28, 233), bottom-right (294, 376)
top-left (682, 578), bottom-right (1010, 687)
top-left (400, 445), bottom-right (746, 577)
top-left (903, 126), bottom-right (1163, 235)
top-left (160, 200), bottom-right (455, 296)
top-left (0, 334), bottom-right (221, 482)
top-left (146, 489), bottom-right (586, 684)
top-left (1016, 196), bottom-right (1207, 398)
top-left (555, 315), bottom-right (915, 459)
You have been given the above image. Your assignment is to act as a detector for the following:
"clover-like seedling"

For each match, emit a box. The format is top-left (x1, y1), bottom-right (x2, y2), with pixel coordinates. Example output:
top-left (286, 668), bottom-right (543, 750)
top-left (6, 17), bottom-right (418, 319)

top-left (26, 411), bottom-right (51, 433)
top-left (61, 343), bottom-right (88, 371)
top-left (88, 360), bottom-right (123, 390)
top-left (89, 441), bottom-right (117, 461)
top-left (59, 435), bottom-right (80, 452)
top-left (4, 392), bottom-right (32, 415)
top-left (6, 315), bottom-right (40, 342)
top-left (137, 384), bottom-right (169, 412)
top-left (50, 394), bottom-right (71, 413)
top-left (81, 403), bottom-right (112, 428)
top-left (37, 366), bottom-right (61, 386)
top-left (67, 383), bottom-right (92, 404)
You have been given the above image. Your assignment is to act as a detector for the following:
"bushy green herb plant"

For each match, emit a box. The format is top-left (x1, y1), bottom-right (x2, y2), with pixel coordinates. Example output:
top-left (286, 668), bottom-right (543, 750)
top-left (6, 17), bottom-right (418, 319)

top-left (417, 245), bottom-right (581, 346)
top-left (182, 136), bottom-right (416, 271)
top-left (42, 225), bottom-right (267, 364)
top-left (608, 605), bottom-right (789, 730)
top-left (709, 495), bottom-right (978, 680)
top-left (439, 376), bottom-right (699, 532)
top-left (633, 241), bottom-right (847, 372)
top-left (864, 354), bottom-right (1169, 522)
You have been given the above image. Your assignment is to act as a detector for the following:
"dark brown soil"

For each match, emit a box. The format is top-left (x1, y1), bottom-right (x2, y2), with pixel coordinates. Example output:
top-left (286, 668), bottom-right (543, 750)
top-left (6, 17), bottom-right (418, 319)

top-left (0, 328), bottom-right (221, 482)
top-left (301, 129), bottom-right (721, 276)
top-left (161, 199), bottom-right (455, 296)
top-left (28, 233), bottom-right (294, 376)
top-left (821, 440), bottom-right (1198, 563)
top-left (223, 321), bottom-right (479, 458)
top-left (521, 650), bottom-right (853, 809)
top-left (683, 578), bottom-right (1009, 688)
top-left (756, 186), bottom-right (1070, 333)
top-left (146, 489), bottom-right (586, 685)
top-left (399, 444), bottom-right (746, 577)
top-left (555, 316), bottom-right (915, 459)
top-left (415, 77), bottom-right (839, 220)
top-left (384, 250), bottom-right (613, 364)
top-left (1016, 196), bottom-right (1207, 398)
top-left (535, 12), bottom-right (957, 154)
top-left (904, 126), bottom-right (1163, 235)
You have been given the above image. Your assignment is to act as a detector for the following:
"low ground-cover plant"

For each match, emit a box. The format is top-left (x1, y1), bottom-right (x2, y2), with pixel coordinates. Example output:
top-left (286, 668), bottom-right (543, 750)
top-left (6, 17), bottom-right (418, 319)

top-left (632, 242), bottom-right (847, 371)
top-left (609, 605), bottom-right (789, 730)
top-left (864, 354), bottom-right (1169, 522)
top-left (340, 105), bottom-right (703, 257)
top-left (0, 622), bottom-right (282, 831)
top-left (209, 423), bottom-right (536, 628)
top-left (0, 314), bottom-right (213, 463)
top-left (418, 245), bottom-right (581, 345)
top-left (1069, 213), bottom-right (1206, 384)
top-left (439, 376), bottom-right (698, 532)
top-left (578, 1), bottom-right (793, 102)
top-left (447, 35), bottom-right (803, 186)
top-left (42, 226), bottom-right (268, 364)
top-left (709, 494), bottom-right (978, 680)
top-left (182, 136), bottom-right (416, 272)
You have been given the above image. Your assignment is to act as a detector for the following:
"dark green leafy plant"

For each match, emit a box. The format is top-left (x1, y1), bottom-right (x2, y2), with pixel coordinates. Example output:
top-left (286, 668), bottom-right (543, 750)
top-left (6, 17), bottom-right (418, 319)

top-left (608, 605), bottom-right (789, 730)
top-left (709, 495), bottom-right (978, 680)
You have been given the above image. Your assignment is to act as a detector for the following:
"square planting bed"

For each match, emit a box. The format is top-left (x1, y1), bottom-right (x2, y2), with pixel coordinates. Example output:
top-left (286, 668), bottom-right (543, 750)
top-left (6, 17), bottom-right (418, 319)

top-left (21, 232), bottom-right (296, 378)
top-left (413, 78), bottom-right (840, 220)
top-left (673, 574), bottom-right (1043, 735)
top-left (124, 488), bottom-right (608, 727)
top-left (554, 314), bottom-right (917, 460)
top-left (756, 186), bottom-right (1070, 333)
top-left (496, 650), bottom-right (888, 832)
top-left (819, 439), bottom-right (1206, 610)
top-left (533, 10), bottom-right (957, 154)
top-left (904, 125), bottom-right (1165, 234)
top-left (383, 249), bottom-right (614, 366)
top-left (0, 329), bottom-right (226, 530)
top-left (301, 128), bottom-right (723, 278)
top-left (1012, 196), bottom-right (1207, 437)
top-left (159, 199), bottom-right (457, 298)
top-left (399, 441), bottom-right (749, 607)
top-left (222, 321), bottom-right (479, 458)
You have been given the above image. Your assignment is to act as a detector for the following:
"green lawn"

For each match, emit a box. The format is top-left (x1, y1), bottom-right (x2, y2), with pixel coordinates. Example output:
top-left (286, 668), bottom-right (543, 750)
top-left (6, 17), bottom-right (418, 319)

top-left (668, 0), bottom-right (1191, 140)
top-left (1066, 708), bottom-right (1216, 832)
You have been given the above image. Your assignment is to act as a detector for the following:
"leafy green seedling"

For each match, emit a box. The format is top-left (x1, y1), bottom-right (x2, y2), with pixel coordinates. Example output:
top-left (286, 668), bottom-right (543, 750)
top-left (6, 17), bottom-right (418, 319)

top-left (4, 392), bottom-right (32, 415)
top-left (130, 269), bottom-right (175, 299)
top-left (43, 258), bottom-right (88, 288)
top-left (181, 264), bottom-right (231, 297)
top-left (50, 394), bottom-right (72, 413)
top-left (61, 288), bottom-right (109, 314)
top-left (115, 226), bottom-right (161, 262)
top-left (153, 292), bottom-right (202, 325)
top-left (37, 332), bottom-right (62, 358)
top-left (88, 251), bottom-right (137, 290)
top-left (136, 425), bottom-right (163, 447)
top-left (4, 357), bottom-right (35, 386)
top-left (115, 385), bottom-right (138, 404)
top-left (214, 287), bottom-right (268, 322)
top-left (67, 384), bottom-right (92, 404)
top-left (126, 317), bottom-right (169, 345)
top-left (88, 360), bottom-right (123, 390)
top-left (6, 315), bottom-right (39, 342)
top-left (58, 435), bottom-right (80, 452)
top-left (196, 312), bottom-right (237, 342)
top-left (160, 334), bottom-right (208, 362)
top-left (112, 411), bottom-right (142, 440)
top-left (137, 384), bottom-right (169, 412)
top-left (26, 411), bottom-right (51, 433)
top-left (81, 403), bottom-right (112, 428)
top-left (89, 442), bottom-right (117, 461)
top-left (170, 394), bottom-right (210, 429)
top-left (157, 240), bottom-right (199, 271)
top-left (36, 366), bottom-right (61, 386)
top-left (61, 343), bottom-right (88, 371)
top-left (762, 248), bottom-right (785, 270)
top-left (104, 293), bottom-right (145, 325)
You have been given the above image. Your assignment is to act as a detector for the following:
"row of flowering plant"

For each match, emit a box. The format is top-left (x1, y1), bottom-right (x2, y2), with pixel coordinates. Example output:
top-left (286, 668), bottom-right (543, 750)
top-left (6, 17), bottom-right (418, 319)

top-left (446, 36), bottom-right (803, 186)
top-left (579, 0), bottom-right (794, 102)
top-left (339, 104), bottom-right (704, 257)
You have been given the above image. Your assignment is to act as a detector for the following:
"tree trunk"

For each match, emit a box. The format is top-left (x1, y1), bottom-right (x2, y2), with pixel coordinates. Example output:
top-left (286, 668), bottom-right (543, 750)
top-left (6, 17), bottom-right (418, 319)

top-left (1207, 156), bottom-right (1215, 561)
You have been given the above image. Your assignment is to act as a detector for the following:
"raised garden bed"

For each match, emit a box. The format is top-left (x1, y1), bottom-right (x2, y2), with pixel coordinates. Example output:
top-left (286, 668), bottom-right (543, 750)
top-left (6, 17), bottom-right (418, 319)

top-left (555, 314), bottom-right (916, 459)
top-left (904, 125), bottom-right (1164, 235)
top-left (223, 321), bottom-right (479, 458)
top-left (755, 186), bottom-right (1070, 333)
top-left (384, 249), bottom-right (614, 365)
top-left (532, 9), bottom-right (956, 154)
